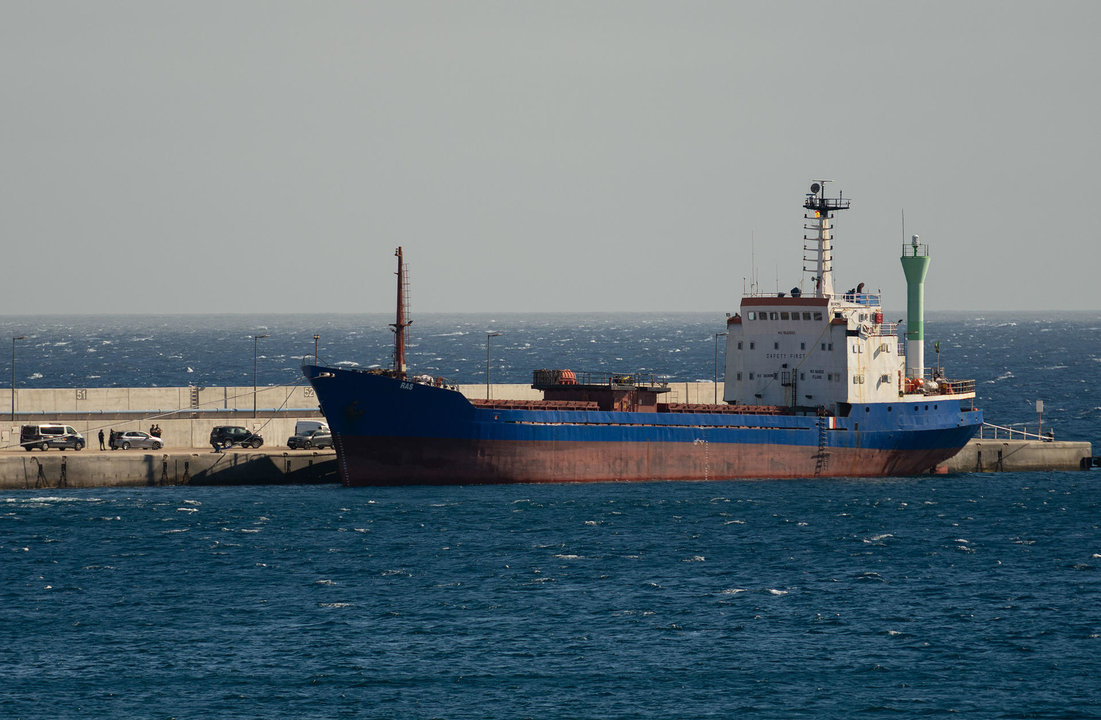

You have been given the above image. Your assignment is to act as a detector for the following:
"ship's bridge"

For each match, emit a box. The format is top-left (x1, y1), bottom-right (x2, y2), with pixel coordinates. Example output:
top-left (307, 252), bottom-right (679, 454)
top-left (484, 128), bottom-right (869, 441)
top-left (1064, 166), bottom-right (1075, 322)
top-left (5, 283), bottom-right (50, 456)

top-left (725, 290), bottom-right (909, 410)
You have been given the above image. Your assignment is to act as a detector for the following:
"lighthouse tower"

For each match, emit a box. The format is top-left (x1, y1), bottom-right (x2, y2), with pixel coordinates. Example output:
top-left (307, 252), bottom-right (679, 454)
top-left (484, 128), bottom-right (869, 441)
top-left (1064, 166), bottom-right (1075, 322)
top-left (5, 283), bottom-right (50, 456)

top-left (900, 235), bottom-right (930, 379)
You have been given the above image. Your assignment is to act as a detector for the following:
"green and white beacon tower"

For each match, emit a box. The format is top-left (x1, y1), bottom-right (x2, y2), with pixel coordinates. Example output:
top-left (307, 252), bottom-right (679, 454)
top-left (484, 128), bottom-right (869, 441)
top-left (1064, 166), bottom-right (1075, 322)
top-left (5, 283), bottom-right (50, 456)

top-left (900, 234), bottom-right (930, 380)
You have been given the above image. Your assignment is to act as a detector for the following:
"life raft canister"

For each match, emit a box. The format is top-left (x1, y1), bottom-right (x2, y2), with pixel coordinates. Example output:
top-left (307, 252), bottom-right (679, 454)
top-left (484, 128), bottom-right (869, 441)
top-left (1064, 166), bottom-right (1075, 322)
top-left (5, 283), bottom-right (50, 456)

top-left (874, 310), bottom-right (883, 324)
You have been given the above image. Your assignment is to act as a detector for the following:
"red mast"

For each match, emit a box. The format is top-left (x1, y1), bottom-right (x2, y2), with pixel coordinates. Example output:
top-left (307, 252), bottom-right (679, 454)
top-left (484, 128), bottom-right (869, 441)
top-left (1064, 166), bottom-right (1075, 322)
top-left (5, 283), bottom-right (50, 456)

top-left (390, 247), bottom-right (412, 377)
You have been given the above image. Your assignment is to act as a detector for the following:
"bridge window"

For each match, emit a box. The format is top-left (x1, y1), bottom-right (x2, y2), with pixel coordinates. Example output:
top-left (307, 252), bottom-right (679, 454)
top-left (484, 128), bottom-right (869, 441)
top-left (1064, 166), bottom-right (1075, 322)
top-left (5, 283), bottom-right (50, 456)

top-left (814, 312), bottom-right (823, 321)
top-left (780, 312), bottom-right (790, 320)
top-left (747, 312), bottom-right (756, 320)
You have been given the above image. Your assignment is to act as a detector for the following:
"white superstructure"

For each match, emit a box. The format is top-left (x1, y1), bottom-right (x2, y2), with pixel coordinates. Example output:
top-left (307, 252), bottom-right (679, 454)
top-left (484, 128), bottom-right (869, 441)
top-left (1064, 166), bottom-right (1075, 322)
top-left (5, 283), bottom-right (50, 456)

top-left (723, 183), bottom-right (972, 411)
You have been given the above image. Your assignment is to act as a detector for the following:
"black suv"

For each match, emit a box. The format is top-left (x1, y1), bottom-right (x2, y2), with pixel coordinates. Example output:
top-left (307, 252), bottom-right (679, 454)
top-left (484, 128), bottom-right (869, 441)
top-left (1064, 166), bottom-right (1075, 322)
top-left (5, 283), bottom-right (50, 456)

top-left (209, 426), bottom-right (263, 450)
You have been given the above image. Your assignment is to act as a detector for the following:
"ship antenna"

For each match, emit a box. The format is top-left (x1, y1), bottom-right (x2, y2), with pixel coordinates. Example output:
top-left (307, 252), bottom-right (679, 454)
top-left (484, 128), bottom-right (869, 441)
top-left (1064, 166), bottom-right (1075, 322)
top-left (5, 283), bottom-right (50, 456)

top-left (390, 246), bottom-right (412, 378)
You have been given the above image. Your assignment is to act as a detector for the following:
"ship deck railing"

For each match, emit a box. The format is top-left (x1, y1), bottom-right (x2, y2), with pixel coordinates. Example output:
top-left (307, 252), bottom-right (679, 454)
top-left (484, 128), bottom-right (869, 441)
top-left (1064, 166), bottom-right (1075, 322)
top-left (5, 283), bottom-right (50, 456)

top-left (977, 422), bottom-right (1056, 442)
top-left (470, 399), bottom-right (794, 416)
top-left (864, 321), bottom-right (900, 337)
top-left (927, 375), bottom-right (976, 396)
top-left (659, 403), bottom-right (788, 415)
top-left (470, 399), bottom-right (601, 411)
top-left (740, 291), bottom-right (881, 307)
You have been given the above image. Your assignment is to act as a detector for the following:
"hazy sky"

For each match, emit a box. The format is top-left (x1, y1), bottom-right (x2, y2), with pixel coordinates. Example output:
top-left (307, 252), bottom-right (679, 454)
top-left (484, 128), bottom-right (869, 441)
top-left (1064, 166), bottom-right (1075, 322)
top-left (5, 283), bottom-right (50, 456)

top-left (3, 1), bottom-right (1098, 315)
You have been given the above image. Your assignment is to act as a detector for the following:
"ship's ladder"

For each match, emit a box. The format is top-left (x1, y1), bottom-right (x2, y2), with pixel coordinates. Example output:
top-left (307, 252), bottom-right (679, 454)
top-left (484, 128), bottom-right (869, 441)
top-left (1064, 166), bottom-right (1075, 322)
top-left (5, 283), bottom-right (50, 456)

top-left (814, 417), bottom-right (831, 476)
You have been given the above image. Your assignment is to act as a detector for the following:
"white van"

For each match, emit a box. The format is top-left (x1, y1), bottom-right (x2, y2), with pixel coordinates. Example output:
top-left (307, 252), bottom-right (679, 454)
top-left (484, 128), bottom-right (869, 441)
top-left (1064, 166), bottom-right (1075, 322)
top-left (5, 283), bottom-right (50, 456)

top-left (20, 424), bottom-right (86, 451)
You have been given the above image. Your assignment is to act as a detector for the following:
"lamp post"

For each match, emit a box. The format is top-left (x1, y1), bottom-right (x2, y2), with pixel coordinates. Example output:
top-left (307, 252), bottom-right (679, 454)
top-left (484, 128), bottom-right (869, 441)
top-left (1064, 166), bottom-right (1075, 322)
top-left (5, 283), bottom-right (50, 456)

top-left (252, 334), bottom-right (268, 417)
top-left (714, 332), bottom-right (728, 404)
top-left (486, 332), bottom-right (501, 400)
top-left (11, 336), bottom-right (25, 422)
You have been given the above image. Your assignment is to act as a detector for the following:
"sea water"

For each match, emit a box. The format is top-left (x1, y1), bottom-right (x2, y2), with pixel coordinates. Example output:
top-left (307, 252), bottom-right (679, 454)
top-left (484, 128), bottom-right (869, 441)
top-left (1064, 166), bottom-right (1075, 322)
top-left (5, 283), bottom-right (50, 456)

top-left (0, 312), bottom-right (1099, 718)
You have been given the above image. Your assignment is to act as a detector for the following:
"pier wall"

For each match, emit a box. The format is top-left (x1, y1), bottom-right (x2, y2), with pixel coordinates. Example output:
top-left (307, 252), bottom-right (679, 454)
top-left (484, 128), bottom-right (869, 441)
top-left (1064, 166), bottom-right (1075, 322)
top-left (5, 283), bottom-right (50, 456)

top-left (942, 439), bottom-right (1093, 473)
top-left (0, 450), bottom-right (338, 490)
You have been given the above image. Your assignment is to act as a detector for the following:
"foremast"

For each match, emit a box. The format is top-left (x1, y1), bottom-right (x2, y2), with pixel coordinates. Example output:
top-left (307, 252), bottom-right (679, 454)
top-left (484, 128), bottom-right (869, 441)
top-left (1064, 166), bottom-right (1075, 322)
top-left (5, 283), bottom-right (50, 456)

top-left (389, 246), bottom-right (412, 378)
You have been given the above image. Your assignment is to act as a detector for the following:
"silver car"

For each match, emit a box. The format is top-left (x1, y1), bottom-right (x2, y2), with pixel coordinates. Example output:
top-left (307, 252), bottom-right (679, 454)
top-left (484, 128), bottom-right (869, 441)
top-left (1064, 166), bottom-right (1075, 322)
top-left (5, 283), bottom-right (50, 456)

top-left (112, 431), bottom-right (163, 450)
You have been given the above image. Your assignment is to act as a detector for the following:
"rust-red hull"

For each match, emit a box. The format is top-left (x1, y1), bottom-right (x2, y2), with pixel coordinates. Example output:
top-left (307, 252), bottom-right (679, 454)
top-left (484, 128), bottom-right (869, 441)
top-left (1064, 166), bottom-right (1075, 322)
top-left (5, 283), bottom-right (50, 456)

top-left (334, 436), bottom-right (960, 486)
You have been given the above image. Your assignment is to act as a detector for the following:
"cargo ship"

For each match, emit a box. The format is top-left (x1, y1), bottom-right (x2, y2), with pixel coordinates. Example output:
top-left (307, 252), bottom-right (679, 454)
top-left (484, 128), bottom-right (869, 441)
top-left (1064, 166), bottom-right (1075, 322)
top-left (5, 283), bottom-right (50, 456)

top-left (303, 183), bottom-right (982, 485)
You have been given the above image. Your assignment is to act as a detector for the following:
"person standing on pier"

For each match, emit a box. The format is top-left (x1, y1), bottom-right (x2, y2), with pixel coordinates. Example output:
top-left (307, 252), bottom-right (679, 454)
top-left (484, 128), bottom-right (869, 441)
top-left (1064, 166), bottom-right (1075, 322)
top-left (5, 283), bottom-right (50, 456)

top-left (98, 429), bottom-right (105, 451)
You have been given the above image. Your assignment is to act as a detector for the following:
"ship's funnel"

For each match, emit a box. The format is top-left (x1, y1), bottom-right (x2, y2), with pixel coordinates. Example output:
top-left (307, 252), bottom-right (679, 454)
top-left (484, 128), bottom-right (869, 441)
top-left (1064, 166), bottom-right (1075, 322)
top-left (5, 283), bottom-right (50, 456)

top-left (900, 234), bottom-right (930, 379)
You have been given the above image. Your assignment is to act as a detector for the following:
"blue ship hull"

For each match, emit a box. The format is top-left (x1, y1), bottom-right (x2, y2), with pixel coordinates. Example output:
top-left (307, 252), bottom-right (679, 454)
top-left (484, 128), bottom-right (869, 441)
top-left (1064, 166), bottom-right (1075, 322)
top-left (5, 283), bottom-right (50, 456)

top-left (303, 365), bottom-right (983, 485)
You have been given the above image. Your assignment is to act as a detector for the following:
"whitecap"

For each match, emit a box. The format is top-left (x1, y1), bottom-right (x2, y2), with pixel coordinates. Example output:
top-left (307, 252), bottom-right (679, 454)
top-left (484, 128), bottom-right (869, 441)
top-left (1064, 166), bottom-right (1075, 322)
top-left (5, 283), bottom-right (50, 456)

top-left (766, 589), bottom-right (788, 596)
top-left (720, 588), bottom-right (747, 595)
top-left (683, 556), bottom-right (706, 562)
top-left (318, 602), bottom-right (352, 608)
top-left (176, 507), bottom-right (198, 513)
top-left (554, 554), bottom-right (583, 560)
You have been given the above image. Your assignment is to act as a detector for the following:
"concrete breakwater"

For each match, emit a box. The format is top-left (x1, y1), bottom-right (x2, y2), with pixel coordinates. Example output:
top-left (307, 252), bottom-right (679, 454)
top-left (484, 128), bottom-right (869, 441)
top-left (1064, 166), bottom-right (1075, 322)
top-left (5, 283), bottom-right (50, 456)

top-left (942, 439), bottom-right (1093, 473)
top-left (0, 449), bottom-right (338, 490)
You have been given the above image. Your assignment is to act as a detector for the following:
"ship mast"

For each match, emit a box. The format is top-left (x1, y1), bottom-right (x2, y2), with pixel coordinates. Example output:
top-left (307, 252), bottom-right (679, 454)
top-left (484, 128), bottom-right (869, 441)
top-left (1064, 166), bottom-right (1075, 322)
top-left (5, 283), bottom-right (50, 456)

top-left (390, 246), bottom-right (412, 378)
top-left (803, 181), bottom-right (850, 299)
